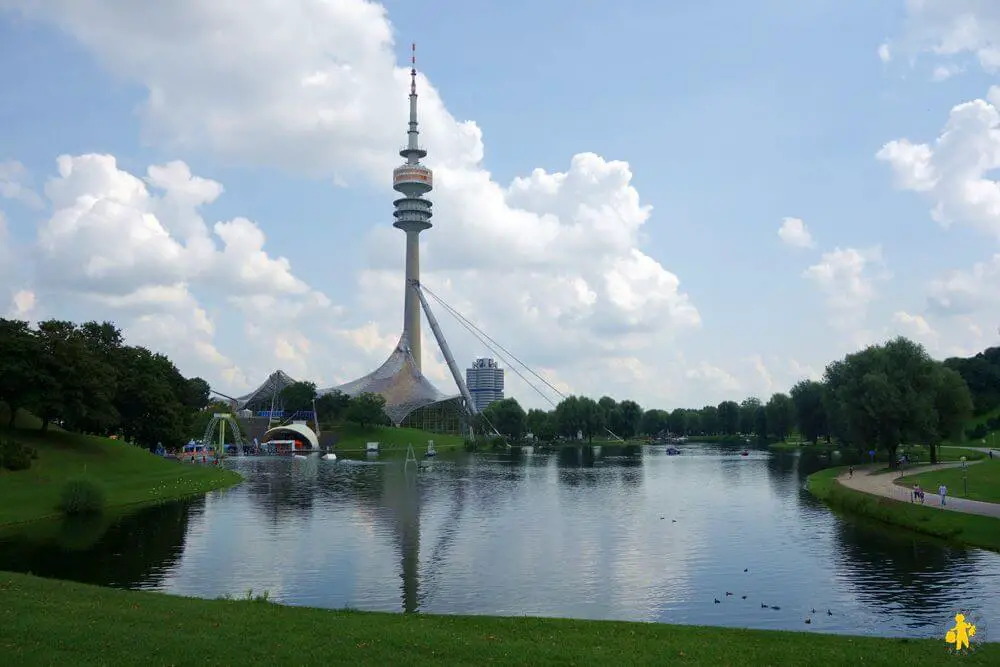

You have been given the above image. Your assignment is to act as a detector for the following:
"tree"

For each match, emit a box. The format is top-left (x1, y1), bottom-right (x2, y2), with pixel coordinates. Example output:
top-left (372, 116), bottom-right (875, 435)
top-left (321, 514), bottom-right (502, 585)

top-left (554, 396), bottom-right (584, 438)
top-left (316, 390), bottom-right (351, 423)
top-left (684, 409), bottom-right (702, 435)
top-left (790, 380), bottom-right (827, 444)
top-left (617, 400), bottom-right (643, 438)
top-left (666, 408), bottom-right (687, 435)
top-left (526, 408), bottom-right (556, 441)
top-left (717, 401), bottom-right (740, 435)
top-left (765, 393), bottom-right (794, 441)
top-left (753, 405), bottom-right (768, 439)
top-left (483, 398), bottom-right (527, 439)
top-left (114, 346), bottom-right (188, 449)
top-left (739, 397), bottom-right (761, 435)
top-left (640, 409), bottom-right (668, 436)
top-left (824, 337), bottom-right (940, 467)
top-left (280, 381), bottom-right (318, 413)
top-left (346, 392), bottom-right (387, 429)
top-left (0, 319), bottom-right (41, 428)
top-left (577, 396), bottom-right (605, 443)
top-left (699, 405), bottom-right (719, 435)
top-left (183, 378), bottom-right (212, 411)
top-left (927, 365), bottom-right (974, 463)
top-left (32, 320), bottom-right (117, 432)
top-left (944, 348), bottom-right (1000, 414)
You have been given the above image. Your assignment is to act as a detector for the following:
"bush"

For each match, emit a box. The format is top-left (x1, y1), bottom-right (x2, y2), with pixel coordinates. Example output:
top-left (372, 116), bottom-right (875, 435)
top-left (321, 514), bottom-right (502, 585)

top-left (0, 438), bottom-right (34, 471)
top-left (58, 479), bottom-right (107, 516)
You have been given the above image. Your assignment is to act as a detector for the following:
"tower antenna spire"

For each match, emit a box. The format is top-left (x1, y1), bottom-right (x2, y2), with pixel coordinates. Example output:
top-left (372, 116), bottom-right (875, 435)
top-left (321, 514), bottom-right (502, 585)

top-left (410, 42), bottom-right (417, 95)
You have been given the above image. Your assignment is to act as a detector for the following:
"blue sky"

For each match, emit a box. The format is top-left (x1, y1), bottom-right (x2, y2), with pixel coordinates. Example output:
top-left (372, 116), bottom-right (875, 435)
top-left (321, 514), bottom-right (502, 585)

top-left (1, 0), bottom-right (999, 410)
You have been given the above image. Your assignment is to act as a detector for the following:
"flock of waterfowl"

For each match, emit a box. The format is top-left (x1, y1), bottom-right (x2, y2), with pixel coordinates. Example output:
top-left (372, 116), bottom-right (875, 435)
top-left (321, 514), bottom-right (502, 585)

top-left (711, 567), bottom-right (834, 625)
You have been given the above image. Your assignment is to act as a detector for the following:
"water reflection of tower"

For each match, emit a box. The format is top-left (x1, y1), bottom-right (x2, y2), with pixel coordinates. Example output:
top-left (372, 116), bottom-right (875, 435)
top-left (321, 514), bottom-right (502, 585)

top-left (382, 466), bottom-right (422, 612)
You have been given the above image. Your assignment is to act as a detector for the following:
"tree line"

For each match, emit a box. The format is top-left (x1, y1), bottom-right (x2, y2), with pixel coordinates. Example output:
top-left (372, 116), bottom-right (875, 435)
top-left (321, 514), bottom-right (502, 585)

top-left (2, 313), bottom-right (992, 467)
top-left (0, 318), bottom-right (211, 448)
top-left (472, 337), bottom-right (985, 466)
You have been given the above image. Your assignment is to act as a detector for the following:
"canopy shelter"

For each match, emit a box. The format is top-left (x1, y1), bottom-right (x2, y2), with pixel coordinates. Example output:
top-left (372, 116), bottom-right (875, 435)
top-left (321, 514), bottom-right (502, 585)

top-left (235, 370), bottom-right (298, 412)
top-left (262, 423), bottom-right (319, 450)
top-left (317, 333), bottom-right (460, 425)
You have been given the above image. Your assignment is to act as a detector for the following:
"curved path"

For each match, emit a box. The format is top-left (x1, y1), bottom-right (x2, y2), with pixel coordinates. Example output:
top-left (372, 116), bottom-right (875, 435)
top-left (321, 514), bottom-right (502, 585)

top-left (836, 460), bottom-right (1000, 519)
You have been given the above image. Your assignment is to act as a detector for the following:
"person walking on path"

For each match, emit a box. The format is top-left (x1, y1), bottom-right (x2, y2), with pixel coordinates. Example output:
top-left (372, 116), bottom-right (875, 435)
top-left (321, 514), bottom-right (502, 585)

top-left (938, 483), bottom-right (947, 506)
top-left (848, 465), bottom-right (854, 479)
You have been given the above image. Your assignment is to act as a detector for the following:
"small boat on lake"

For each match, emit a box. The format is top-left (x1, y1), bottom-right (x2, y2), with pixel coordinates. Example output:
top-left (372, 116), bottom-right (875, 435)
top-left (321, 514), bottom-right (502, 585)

top-left (665, 446), bottom-right (681, 456)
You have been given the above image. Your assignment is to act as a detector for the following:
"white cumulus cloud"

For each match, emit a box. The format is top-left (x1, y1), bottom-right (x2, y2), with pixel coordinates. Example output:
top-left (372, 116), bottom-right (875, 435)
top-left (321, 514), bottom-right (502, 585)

top-left (777, 217), bottom-right (815, 249)
top-left (0, 0), bottom-right (715, 408)
top-left (803, 246), bottom-right (886, 327)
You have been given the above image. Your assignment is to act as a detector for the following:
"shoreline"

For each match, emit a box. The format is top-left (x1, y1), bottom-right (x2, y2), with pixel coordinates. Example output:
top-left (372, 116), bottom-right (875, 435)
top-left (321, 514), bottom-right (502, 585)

top-left (2, 572), bottom-right (995, 665)
top-left (806, 465), bottom-right (1000, 553)
top-left (0, 427), bottom-right (243, 529)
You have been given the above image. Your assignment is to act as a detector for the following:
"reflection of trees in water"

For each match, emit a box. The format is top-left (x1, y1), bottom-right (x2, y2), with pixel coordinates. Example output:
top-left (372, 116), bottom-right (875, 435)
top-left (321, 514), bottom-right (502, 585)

top-left (764, 451), bottom-right (800, 496)
top-left (831, 518), bottom-right (985, 620)
top-left (0, 499), bottom-right (201, 588)
top-left (554, 445), bottom-right (644, 487)
top-left (240, 459), bottom-right (317, 522)
top-left (796, 450), bottom-right (836, 479)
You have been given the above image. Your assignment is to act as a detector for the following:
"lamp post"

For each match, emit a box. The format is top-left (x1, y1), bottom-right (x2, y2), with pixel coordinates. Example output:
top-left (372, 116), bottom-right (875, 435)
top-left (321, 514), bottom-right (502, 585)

top-left (961, 456), bottom-right (968, 497)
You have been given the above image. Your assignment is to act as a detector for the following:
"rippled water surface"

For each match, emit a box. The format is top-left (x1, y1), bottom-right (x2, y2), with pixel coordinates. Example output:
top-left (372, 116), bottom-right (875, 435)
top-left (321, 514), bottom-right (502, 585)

top-left (3, 444), bottom-right (998, 639)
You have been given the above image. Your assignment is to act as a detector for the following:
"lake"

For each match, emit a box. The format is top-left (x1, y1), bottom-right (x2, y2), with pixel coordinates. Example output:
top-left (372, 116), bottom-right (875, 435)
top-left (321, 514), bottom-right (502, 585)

top-left (2, 443), bottom-right (998, 640)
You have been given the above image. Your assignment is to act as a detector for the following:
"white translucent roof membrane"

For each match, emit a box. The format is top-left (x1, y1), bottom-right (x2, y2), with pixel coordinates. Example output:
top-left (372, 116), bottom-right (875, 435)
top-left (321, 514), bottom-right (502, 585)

top-left (318, 334), bottom-right (459, 425)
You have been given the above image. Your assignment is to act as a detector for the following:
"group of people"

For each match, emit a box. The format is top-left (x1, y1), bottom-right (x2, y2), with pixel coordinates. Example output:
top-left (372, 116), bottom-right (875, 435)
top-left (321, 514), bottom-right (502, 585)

top-left (911, 483), bottom-right (947, 505)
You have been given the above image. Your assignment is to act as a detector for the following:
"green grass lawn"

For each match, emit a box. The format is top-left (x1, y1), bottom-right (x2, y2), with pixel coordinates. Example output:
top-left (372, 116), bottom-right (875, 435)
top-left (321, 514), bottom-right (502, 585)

top-left (896, 458), bottom-right (1000, 504)
top-left (331, 424), bottom-right (465, 454)
top-left (1, 572), bottom-right (993, 667)
top-left (807, 466), bottom-right (1000, 553)
top-left (0, 408), bottom-right (241, 527)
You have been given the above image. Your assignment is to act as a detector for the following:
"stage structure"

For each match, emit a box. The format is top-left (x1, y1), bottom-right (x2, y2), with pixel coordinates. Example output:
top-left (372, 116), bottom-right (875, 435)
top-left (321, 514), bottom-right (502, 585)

top-left (316, 44), bottom-right (477, 433)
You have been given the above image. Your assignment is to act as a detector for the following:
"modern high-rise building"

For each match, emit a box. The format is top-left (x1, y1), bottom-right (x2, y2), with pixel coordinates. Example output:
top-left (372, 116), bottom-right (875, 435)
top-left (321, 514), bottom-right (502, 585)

top-left (466, 358), bottom-right (504, 412)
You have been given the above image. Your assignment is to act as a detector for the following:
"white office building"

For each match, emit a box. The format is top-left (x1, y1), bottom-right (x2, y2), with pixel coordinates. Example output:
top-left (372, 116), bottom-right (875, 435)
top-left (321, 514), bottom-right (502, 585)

top-left (466, 357), bottom-right (504, 412)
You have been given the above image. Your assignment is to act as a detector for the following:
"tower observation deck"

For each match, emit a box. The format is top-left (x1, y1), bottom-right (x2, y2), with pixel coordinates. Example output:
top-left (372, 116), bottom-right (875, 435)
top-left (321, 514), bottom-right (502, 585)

top-left (394, 43), bottom-right (434, 370)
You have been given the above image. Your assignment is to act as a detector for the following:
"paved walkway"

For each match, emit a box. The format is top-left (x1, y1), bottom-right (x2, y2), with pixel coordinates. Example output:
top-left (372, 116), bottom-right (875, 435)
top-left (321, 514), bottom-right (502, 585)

top-left (836, 459), bottom-right (1000, 519)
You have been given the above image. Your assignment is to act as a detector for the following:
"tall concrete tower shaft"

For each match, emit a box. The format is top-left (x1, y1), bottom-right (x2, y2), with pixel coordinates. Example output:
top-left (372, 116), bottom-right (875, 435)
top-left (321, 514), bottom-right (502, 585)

top-left (392, 43), bottom-right (433, 372)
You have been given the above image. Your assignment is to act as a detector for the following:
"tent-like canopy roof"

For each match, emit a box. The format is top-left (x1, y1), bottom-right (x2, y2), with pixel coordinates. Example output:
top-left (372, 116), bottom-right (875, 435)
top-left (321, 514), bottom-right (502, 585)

top-left (235, 370), bottom-right (297, 410)
top-left (263, 423), bottom-right (319, 449)
top-left (317, 333), bottom-right (460, 425)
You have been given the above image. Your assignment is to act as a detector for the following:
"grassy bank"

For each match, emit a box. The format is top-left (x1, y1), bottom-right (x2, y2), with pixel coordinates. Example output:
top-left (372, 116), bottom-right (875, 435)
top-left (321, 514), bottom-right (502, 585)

top-left (331, 424), bottom-right (464, 455)
top-left (896, 458), bottom-right (1000, 503)
top-left (1, 573), bottom-right (993, 666)
top-left (0, 409), bottom-right (241, 527)
top-left (806, 466), bottom-right (1000, 553)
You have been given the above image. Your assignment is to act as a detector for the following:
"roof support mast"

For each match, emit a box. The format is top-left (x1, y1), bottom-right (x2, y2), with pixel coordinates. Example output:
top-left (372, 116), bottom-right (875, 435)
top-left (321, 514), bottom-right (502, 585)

top-left (411, 279), bottom-right (478, 415)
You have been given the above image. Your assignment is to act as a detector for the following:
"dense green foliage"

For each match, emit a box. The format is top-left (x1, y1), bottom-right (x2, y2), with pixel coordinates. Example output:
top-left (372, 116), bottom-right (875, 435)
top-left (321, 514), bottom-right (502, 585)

top-left (3, 572), bottom-right (996, 666)
top-left (58, 479), bottom-right (107, 516)
top-left (0, 318), bottom-right (211, 450)
top-left (0, 438), bottom-right (36, 471)
top-left (944, 347), bottom-right (1000, 415)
